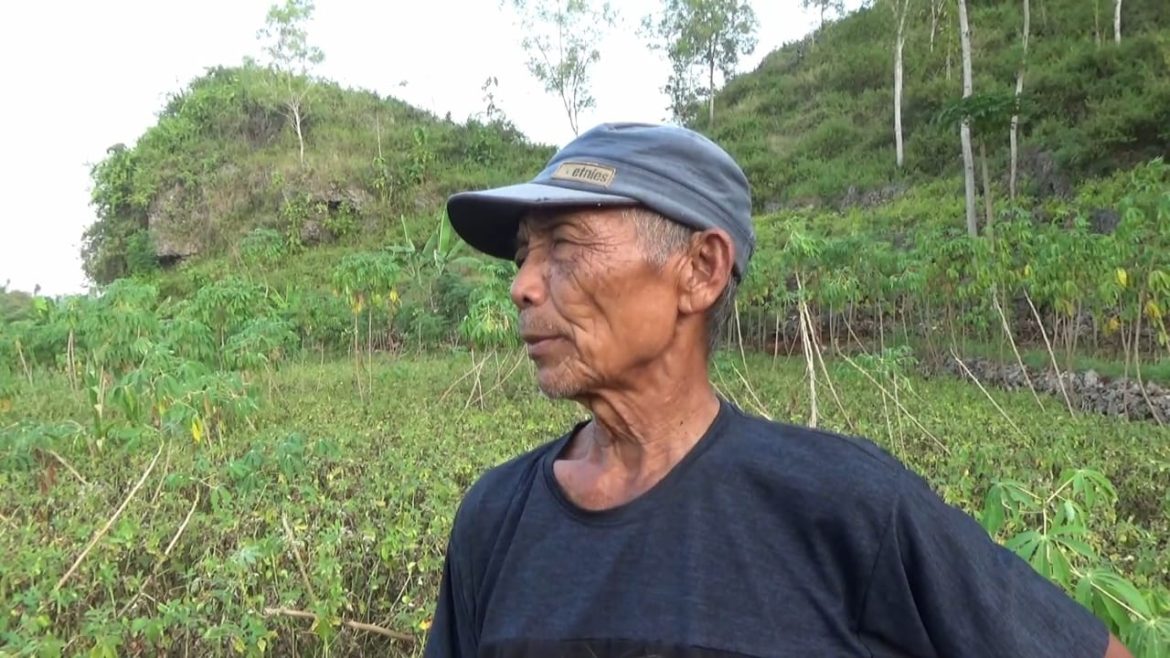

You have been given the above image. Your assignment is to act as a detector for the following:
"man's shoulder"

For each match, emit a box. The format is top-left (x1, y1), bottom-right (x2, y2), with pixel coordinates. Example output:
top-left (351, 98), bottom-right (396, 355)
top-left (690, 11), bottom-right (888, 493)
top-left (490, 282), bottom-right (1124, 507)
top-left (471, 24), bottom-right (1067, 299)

top-left (720, 404), bottom-right (916, 504)
top-left (727, 405), bottom-right (909, 476)
top-left (449, 425), bottom-right (575, 543)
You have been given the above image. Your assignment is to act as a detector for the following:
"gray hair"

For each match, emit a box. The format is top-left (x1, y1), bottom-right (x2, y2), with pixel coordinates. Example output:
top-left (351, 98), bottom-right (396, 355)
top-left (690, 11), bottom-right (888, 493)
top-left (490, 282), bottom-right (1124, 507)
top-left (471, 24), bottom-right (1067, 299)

top-left (624, 207), bottom-right (738, 356)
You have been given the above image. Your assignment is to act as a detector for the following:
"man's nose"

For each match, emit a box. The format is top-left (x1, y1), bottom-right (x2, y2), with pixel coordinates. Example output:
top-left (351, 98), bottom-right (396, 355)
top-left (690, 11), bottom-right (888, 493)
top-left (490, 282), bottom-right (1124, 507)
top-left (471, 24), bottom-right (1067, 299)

top-left (510, 252), bottom-right (547, 310)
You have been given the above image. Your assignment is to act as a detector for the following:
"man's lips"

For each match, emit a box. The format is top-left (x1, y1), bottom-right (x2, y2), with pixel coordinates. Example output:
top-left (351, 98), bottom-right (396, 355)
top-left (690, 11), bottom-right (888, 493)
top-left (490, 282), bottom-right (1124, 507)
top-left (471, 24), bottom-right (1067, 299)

top-left (521, 334), bottom-right (564, 357)
top-left (521, 334), bottom-right (559, 344)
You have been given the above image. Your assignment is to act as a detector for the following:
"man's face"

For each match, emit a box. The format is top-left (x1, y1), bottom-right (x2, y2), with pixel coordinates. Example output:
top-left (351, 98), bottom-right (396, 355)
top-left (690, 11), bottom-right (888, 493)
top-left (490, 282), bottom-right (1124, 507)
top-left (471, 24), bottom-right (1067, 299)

top-left (511, 208), bottom-right (683, 399)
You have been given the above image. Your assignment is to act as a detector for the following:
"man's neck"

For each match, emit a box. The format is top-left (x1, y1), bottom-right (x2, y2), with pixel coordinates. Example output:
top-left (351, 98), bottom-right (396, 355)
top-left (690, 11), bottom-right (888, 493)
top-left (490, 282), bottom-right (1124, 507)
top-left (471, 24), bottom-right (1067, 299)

top-left (555, 367), bottom-right (722, 511)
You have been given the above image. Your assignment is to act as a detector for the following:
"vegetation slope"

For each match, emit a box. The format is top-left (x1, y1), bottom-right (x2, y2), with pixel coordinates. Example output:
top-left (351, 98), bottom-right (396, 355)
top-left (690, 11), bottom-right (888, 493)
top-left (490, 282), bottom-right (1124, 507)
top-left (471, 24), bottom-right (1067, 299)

top-left (699, 0), bottom-right (1170, 207)
top-left (80, 64), bottom-right (552, 286)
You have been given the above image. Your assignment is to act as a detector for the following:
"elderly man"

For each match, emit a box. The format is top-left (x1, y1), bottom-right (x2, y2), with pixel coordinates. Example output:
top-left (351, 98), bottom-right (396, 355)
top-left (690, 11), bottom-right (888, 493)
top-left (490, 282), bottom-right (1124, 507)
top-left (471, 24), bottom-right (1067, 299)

top-left (425, 123), bottom-right (1131, 658)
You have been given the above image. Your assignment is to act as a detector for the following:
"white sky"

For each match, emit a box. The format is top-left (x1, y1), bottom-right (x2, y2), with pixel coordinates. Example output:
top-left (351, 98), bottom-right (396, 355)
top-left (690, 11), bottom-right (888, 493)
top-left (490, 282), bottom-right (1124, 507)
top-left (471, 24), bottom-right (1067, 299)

top-left (0, 0), bottom-right (824, 297)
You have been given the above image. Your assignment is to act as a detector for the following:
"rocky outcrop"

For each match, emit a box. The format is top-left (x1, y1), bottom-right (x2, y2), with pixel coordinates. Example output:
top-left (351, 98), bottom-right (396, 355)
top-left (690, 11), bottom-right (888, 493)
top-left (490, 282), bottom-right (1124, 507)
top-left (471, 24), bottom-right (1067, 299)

top-left (148, 185), bottom-right (203, 260)
top-left (1089, 207), bottom-right (1121, 234)
top-left (840, 183), bottom-right (906, 210)
top-left (938, 357), bottom-right (1170, 423)
top-left (292, 182), bottom-right (372, 246)
top-left (146, 176), bottom-right (375, 258)
top-left (1019, 149), bottom-right (1073, 199)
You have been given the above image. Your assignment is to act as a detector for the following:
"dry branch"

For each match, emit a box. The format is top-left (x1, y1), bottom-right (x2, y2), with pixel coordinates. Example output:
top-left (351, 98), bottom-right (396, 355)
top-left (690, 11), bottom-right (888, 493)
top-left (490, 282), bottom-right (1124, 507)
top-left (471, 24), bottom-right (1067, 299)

top-left (42, 449), bottom-right (89, 487)
top-left (479, 349), bottom-right (528, 399)
top-left (838, 352), bottom-right (949, 454)
top-left (1023, 292), bottom-right (1074, 413)
top-left (730, 363), bottom-right (772, 420)
top-left (55, 443), bottom-right (163, 592)
top-left (991, 290), bottom-right (1044, 410)
top-left (949, 350), bottom-right (1032, 444)
top-left (438, 354), bottom-right (480, 403)
top-left (263, 607), bottom-right (415, 642)
top-left (281, 512), bottom-right (318, 603)
top-left (809, 324), bottom-right (855, 434)
top-left (1132, 294), bottom-right (1166, 426)
top-left (117, 488), bottom-right (201, 618)
top-left (795, 277), bottom-right (818, 428)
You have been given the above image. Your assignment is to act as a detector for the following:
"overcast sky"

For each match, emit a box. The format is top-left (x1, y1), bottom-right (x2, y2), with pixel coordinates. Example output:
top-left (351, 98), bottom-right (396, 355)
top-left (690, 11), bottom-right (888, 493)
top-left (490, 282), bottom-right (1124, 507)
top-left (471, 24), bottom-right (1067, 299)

top-left (0, 0), bottom-right (826, 296)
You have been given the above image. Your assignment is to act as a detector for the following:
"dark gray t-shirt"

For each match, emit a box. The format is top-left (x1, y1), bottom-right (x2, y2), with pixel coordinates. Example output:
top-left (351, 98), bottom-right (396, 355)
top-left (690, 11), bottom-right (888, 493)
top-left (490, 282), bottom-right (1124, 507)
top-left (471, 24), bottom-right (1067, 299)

top-left (423, 398), bottom-right (1108, 657)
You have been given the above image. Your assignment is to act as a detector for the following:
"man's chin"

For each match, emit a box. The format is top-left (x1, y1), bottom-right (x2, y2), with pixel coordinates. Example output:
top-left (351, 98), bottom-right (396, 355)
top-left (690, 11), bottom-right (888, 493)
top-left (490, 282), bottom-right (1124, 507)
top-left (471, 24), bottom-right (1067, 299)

top-left (536, 379), bottom-right (579, 400)
top-left (534, 367), bottom-right (583, 400)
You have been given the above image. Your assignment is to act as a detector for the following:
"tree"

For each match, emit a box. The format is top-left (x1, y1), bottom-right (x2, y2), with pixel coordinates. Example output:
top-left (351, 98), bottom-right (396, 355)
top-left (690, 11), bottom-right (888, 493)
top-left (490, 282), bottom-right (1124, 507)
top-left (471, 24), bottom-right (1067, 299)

top-left (890, 0), bottom-right (912, 169)
top-left (928, 0), bottom-right (946, 52)
top-left (956, 0), bottom-right (977, 237)
top-left (643, 0), bottom-right (758, 128)
top-left (255, 0), bottom-right (325, 166)
top-left (1009, 0), bottom-right (1030, 199)
top-left (940, 93), bottom-right (1019, 235)
top-left (82, 144), bottom-right (148, 285)
top-left (1113, 0), bottom-right (1122, 43)
top-left (803, 0), bottom-right (845, 41)
top-left (507, 0), bottom-right (617, 136)
top-left (662, 56), bottom-right (702, 123)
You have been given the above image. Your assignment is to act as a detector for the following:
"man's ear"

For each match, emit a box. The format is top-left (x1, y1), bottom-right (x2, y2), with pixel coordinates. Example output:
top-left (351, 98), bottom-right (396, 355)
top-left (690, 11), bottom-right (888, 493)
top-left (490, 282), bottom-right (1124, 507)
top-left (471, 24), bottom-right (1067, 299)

top-left (677, 228), bottom-right (735, 316)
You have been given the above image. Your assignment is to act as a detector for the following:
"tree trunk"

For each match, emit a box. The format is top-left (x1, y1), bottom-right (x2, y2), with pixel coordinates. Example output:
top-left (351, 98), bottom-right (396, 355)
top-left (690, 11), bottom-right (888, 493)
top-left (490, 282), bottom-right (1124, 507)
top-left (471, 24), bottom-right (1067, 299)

top-left (557, 13), bottom-right (579, 136)
top-left (960, 124), bottom-right (978, 236)
top-left (708, 55), bottom-right (716, 128)
top-left (773, 310), bottom-right (781, 360)
top-left (929, 0), bottom-right (942, 52)
top-left (894, 0), bottom-right (908, 169)
top-left (957, 0), bottom-right (978, 236)
top-left (1094, 0), bottom-right (1102, 47)
top-left (67, 328), bottom-right (77, 391)
top-left (291, 102), bottom-right (306, 166)
top-left (980, 140), bottom-right (994, 231)
top-left (1113, 0), bottom-right (1122, 44)
top-left (1009, 0), bottom-right (1030, 199)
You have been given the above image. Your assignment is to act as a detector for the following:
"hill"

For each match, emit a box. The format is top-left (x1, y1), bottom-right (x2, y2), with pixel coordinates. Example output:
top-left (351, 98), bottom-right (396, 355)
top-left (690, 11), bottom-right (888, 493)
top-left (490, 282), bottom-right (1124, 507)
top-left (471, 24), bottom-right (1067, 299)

top-left (81, 64), bottom-right (554, 285)
top-left (79, 0), bottom-right (1170, 289)
top-left (67, 4), bottom-right (1169, 384)
top-left (698, 0), bottom-right (1170, 208)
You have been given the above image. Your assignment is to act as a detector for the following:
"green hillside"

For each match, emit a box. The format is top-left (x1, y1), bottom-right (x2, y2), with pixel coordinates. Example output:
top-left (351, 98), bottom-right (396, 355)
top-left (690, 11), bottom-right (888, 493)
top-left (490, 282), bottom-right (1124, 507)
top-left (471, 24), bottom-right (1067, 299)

top-left (69, 2), bottom-right (1170, 377)
top-left (79, 0), bottom-right (1170, 294)
top-left (81, 64), bottom-right (553, 285)
top-left (699, 0), bottom-right (1170, 207)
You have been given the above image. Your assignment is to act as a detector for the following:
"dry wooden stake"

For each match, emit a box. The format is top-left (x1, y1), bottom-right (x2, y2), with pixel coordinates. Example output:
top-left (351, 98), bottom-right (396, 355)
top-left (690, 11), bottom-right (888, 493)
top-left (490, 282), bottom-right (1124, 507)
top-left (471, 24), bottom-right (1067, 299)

top-left (55, 443), bottom-right (163, 592)
top-left (263, 607), bottom-right (415, 642)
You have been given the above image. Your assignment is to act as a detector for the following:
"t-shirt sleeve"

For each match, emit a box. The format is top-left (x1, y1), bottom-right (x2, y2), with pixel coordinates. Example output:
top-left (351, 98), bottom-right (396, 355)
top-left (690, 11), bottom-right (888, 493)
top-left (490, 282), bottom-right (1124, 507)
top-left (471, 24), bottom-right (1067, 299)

top-left (423, 501), bottom-right (481, 658)
top-left (857, 469), bottom-right (1111, 658)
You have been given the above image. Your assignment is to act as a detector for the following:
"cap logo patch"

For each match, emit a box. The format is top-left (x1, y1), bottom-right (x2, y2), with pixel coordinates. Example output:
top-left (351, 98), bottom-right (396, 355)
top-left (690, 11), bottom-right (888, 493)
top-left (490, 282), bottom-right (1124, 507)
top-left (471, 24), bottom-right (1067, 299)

top-left (551, 162), bottom-right (616, 187)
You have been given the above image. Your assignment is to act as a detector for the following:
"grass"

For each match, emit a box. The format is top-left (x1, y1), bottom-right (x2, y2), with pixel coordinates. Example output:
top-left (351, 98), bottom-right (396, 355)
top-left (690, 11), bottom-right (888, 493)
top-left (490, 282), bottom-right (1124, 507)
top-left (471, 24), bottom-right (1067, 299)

top-left (2, 351), bottom-right (1168, 655)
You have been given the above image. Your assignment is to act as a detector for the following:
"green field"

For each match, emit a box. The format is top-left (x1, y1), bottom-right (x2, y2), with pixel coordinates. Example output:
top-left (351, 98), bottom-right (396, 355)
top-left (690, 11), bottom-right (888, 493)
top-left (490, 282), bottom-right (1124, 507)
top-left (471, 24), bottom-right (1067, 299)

top-left (3, 351), bottom-right (1168, 655)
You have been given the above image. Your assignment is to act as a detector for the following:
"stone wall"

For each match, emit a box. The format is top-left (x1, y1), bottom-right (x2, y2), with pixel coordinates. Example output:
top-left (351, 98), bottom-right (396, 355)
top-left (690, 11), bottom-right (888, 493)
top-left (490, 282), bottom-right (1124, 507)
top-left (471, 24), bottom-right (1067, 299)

top-left (937, 357), bottom-right (1170, 423)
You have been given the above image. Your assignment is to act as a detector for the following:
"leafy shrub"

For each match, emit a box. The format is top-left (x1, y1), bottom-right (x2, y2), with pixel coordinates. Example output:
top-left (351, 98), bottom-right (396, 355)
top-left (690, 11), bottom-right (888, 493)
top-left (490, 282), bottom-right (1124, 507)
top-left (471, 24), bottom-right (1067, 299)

top-left (240, 227), bottom-right (287, 267)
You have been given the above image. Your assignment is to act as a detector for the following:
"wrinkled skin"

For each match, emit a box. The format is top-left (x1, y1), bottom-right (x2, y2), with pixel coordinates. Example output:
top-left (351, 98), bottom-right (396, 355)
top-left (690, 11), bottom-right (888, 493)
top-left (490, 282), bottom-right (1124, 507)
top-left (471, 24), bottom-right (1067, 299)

top-left (510, 206), bottom-right (735, 511)
top-left (512, 208), bottom-right (689, 400)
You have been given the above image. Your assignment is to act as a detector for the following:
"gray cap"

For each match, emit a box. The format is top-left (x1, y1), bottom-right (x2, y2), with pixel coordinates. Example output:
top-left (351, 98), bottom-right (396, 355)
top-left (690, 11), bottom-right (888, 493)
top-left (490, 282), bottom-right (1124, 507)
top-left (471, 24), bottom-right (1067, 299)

top-left (446, 122), bottom-right (755, 278)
